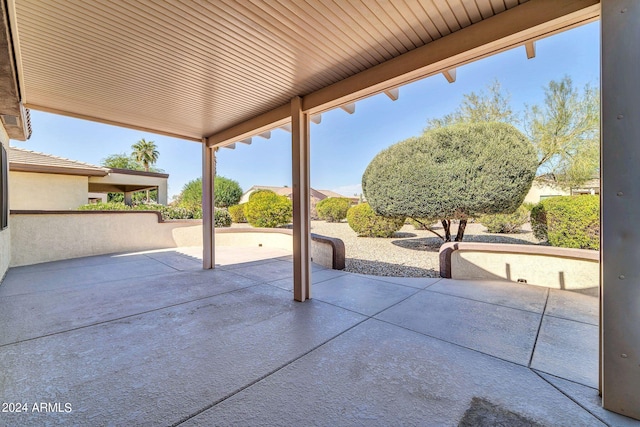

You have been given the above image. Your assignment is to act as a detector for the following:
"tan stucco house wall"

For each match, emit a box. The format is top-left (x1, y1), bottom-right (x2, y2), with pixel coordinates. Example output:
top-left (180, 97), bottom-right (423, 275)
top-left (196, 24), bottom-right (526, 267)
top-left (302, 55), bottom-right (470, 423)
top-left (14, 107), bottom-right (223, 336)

top-left (523, 180), bottom-right (570, 204)
top-left (9, 171), bottom-right (89, 210)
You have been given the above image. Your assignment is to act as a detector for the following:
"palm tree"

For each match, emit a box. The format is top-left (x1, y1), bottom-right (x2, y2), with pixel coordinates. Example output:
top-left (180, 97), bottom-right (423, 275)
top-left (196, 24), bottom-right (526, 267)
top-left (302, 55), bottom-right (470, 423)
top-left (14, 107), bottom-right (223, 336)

top-left (131, 138), bottom-right (159, 202)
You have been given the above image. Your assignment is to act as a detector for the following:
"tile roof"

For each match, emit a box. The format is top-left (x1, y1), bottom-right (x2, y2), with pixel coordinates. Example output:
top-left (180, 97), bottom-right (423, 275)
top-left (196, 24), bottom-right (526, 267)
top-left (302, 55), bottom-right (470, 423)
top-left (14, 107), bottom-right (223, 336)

top-left (8, 146), bottom-right (109, 176)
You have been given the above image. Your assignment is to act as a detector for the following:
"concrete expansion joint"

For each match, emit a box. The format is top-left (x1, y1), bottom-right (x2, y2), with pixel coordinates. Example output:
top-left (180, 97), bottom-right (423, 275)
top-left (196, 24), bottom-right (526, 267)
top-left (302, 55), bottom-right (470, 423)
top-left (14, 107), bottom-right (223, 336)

top-left (532, 370), bottom-right (607, 426)
top-left (528, 288), bottom-right (550, 368)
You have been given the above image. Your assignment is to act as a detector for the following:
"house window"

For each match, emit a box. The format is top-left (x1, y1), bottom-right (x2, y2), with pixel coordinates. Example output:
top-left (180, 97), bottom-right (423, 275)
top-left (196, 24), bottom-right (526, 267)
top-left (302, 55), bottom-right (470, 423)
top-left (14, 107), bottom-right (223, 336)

top-left (0, 145), bottom-right (7, 230)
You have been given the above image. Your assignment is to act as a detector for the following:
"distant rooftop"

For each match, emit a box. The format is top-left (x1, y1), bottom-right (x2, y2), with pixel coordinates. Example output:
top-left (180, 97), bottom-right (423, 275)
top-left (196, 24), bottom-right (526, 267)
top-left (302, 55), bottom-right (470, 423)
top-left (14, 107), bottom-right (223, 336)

top-left (8, 146), bottom-right (109, 177)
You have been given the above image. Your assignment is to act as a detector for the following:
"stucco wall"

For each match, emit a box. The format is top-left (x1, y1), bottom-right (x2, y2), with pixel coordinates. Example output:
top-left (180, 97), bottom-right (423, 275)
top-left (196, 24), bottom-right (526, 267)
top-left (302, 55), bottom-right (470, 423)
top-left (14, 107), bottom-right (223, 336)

top-left (9, 171), bottom-right (89, 209)
top-left (523, 181), bottom-right (569, 204)
top-left (0, 127), bottom-right (9, 281)
top-left (439, 242), bottom-right (599, 291)
top-left (9, 212), bottom-right (200, 267)
top-left (9, 213), bottom-right (344, 270)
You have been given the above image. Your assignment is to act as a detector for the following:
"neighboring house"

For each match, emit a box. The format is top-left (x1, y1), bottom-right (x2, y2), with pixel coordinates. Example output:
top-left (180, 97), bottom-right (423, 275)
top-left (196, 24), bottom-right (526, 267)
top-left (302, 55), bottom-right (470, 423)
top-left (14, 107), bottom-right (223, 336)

top-left (8, 146), bottom-right (169, 210)
top-left (524, 176), bottom-right (600, 204)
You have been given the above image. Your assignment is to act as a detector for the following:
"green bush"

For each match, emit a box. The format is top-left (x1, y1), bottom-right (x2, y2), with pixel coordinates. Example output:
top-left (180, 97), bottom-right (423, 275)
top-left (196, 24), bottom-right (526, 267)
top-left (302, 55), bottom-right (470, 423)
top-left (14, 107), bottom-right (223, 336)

top-left (316, 197), bottom-right (351, 222)
top-left (530, 195), bottom-right (599, 249)
top-left (214, 209), bottom-right (232, 227)
top-left (214, 176), bottom-right (243, 208)
top-left (478, 205), bottom-right (530, 234)
top-left (78, 202), bottom-right (130, 211)
top-left (347, 203), bottom-right (405, 237)
top-left (228, 204), bottom-right (247, 223)
top-left (244, 191), bottom-right (292, 228)
top-left (175, 176), bottom-right (243, 210)
top-left (78, 202), bottom-right (203, 221)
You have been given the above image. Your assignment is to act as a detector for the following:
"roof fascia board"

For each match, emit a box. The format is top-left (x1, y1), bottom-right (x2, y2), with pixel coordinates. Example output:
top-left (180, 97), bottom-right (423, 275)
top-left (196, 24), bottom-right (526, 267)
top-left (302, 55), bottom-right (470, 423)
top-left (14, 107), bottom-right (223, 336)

top-left (24, 103), bottom-right (203, 143)
top-left (10, 163), bottom-right (108, 176)
top-left (107, 168), bottom-right (169, 178)
top-left (205, 0), bottom-right (599, 147)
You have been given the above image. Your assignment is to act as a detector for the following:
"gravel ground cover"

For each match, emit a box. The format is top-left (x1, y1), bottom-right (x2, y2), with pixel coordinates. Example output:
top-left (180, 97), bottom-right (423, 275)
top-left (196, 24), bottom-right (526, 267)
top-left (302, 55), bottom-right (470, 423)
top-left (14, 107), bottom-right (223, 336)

top-left (310, 220), bottom-right (544, 278)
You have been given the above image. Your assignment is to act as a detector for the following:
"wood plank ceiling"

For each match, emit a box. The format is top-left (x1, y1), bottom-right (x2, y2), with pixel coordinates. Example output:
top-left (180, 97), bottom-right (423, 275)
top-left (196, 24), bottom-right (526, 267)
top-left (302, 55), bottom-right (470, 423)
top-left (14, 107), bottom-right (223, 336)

top-left (8, 0), bottom-right (584, 142)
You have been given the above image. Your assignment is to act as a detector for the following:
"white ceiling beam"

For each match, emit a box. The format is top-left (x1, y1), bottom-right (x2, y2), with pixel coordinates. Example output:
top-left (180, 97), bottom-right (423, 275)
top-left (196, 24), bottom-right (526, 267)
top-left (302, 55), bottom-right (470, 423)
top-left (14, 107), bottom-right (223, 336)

top-left (222, 143), bottom-right (236, 150)
top-left (239, 138), bottom-right (252, 144)
top-left (525, 41), bottom-right (536, 59)
top-left (340, 103), bottom-right (356, 114)
top-left (258, 131), bottom-right (271, 139)
top-left (384, 88), bottom-right (399, 101)
top-left (442, 69), bottom-right (456, 83)
top-left (206, 0), bottom-right (599, 146)
top-left (310, 114), bottom-right (322, 124)
top-left (280, 124), bottom-right (292, 132)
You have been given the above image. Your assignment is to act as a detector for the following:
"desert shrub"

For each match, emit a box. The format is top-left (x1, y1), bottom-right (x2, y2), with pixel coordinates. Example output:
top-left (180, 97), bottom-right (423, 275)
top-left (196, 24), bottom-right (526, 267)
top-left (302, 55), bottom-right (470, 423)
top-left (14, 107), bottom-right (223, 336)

top-left (228, 204), bottom-right (247, 223)
top-left (79, 202), bottom-right (202, 220)
top-left (175, 176), bottom-right (242, 210)
top-left (244, 191), bottom-right (293, 228)
top-left (362, 122), bottom-right (537, 241)
top-left (248, 189), bottom-right (276, 200)
top-left (78, 202), bottom-right (130, 211)
top-left (316, 197), bottom-right (351, 222)
top-left (347, 203), bottom-right (405, 237)
top-left (478, 205), bottom-right (530, 234)
top-left (214, 176), bottom-right (243, 208)
top-left (521, 202), bottom-right (536, 212)
top-left (214, 209), bottom-right (232, 227)
top-left (530, 195), bottom-right (599, 249)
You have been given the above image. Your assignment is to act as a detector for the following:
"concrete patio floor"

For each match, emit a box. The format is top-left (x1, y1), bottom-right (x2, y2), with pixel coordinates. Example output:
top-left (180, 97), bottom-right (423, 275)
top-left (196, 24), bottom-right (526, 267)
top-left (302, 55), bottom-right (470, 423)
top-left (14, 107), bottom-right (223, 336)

top-left (0, 247), bottom-right (637, 426)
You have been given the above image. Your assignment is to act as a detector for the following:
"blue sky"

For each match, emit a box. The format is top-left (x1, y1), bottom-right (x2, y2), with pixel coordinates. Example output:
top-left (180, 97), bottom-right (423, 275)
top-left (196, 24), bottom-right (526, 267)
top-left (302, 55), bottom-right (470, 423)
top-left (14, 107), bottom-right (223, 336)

top-left (12, 22), bottom-right (599, 200)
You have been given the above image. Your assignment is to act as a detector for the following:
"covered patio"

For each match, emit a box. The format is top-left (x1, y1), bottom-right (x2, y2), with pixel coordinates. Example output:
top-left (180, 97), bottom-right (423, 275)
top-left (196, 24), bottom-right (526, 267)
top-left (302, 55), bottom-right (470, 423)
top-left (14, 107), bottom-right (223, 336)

top-left (1, 248), bottom-right (631, 426)
top-left (1, 0), bottom-right (639, 422)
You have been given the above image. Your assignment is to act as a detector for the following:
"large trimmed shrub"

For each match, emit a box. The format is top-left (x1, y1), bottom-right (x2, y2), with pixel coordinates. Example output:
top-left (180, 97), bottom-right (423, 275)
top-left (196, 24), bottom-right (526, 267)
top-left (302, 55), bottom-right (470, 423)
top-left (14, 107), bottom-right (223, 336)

top-left (530, 195), bottom-right (599, 249)
top-left (176, 176), bottom-right (243, 210)
top-left (228, 204), bottom-right (247, 223)
top-left (478, 205), bottom-right (530, 234)
top-left (316, 197), bottom-right (351, 222)
top-left (244, 190), bottom-right (293, 228)
top-left (347, 203), bottom-right (405, 237)
top-left (214, 176), bottom-right (243, 208)
top-left (362, 122), bottom-right (537, 241)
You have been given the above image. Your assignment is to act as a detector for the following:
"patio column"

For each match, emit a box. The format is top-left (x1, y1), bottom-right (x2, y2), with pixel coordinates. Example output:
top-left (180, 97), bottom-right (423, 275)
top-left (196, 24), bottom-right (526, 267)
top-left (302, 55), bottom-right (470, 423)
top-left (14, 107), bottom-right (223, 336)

top-left (124, 191), bottom-right (133, 206)
top-left (291, 96), bottom-right (311, 301)
top-left (202, 139), bottom-right (215, 269)
top-left (601, 0), bottom-right (640, 420)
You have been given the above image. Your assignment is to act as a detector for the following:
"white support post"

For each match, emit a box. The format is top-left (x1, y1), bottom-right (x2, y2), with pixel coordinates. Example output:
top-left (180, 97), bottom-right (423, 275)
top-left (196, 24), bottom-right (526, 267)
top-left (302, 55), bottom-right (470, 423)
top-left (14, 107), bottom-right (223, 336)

top-left (601, 0), bottom-right (640, 420)
top-left (291, 96), bottom-right (311, 302)
top-left (202, 139), bottom-right (215, 269)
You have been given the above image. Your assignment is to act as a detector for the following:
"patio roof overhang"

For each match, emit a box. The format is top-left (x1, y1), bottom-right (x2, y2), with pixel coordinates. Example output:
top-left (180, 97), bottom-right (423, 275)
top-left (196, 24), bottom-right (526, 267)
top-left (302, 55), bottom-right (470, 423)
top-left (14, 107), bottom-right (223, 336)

top-left (5, 0), bottom-right (599, 145)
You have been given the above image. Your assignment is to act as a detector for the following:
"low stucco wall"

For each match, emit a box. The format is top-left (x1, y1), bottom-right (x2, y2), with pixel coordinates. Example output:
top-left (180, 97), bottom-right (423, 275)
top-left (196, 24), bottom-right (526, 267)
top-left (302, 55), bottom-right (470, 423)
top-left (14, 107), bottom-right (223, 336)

top-left (210, 228), bottom-right (345, 270)
top-left (439, 242), bottom-right (599, 290)
top-left (9, 211), bottom-right (200, 267)
top-left (9, 212), bottom-right (345, 270)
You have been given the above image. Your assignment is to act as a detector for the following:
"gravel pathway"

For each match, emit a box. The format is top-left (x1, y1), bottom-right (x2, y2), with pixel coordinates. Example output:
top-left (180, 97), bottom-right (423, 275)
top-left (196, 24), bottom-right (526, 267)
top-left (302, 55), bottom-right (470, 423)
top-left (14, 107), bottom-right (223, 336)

top-left (310, 220), bottom-right (544, 278)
